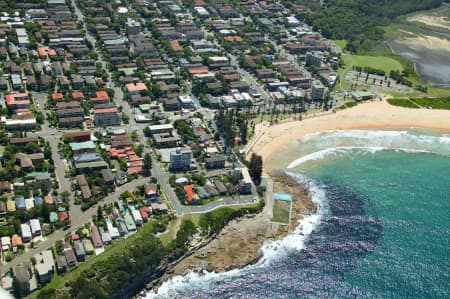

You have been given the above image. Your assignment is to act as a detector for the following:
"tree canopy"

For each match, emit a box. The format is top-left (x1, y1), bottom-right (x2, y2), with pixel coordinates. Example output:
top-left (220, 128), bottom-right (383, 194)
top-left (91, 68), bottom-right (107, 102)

top-left (307, 0), bottom-right (444, 52)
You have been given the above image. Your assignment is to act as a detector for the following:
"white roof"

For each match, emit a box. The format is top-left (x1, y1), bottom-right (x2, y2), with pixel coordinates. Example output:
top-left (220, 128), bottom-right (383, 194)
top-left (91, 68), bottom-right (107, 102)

top-left (1, 236), bottom-right (11, 247)
top-left (107, 221), bottom-right (120, 239)
top-left (178, 95), bottom-right (193, 103)
top-left (25, 197), bottom-right (34, 210)
top-left (35, 250), bottom-right (54, 275)
top-left (149, 123), bottom-right (173, 131)
top-left (21, 223), bottom-right (31, 238)
top-left (30, 219), bottom-right (41, 234)
top-left (132, 209), bottom-right (142, 222)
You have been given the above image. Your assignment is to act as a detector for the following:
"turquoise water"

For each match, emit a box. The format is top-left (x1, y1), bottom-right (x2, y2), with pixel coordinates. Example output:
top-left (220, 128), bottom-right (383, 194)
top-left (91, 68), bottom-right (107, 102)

top-left (305, 149), bottom-right (450, 298)
top-left (148, 129), bottom-right (449, 299)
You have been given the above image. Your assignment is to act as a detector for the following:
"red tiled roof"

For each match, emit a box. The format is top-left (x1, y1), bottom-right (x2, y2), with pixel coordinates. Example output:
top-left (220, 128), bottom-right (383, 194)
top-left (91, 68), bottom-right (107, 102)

top-left (94, 91), bottom-right (110, 101)
top-left (94, 107), bottom-right (118, 114)
top-left (12, 235), bottom-right (23, 247)
top-left (52, 93), bottom-right (64, 100)
top-left (169, 40), bottom-right (183, 52)
top-left (188, 68), bottom-right (209, 75)
top-left (127, 167), bottom-right (142, 175)
top-left (72, 91), bottom-right (84, 99)
top-left (125, 82), bottom-right (148, 92)
top-left (183, 184), bottom-right (195, 202)
top-left (59, 211), bottom-right (69, 221)
top-left (139, 207), bottom-right (150, 220)
top-left (5, 93), bottom-right (29, 106)
top-left (44, 195), bottom-right (53, 204)
top-left (37, 47), bottom-right (46, 57)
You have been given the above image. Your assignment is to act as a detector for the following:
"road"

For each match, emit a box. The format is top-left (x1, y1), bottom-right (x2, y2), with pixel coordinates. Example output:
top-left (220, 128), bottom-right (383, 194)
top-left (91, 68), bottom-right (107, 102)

top-left (0, 175), bottom-right (148, 276)
top-left (1, 0), bottom-right (261, 275)
top-left (32, 92), bottom-right (82, 220)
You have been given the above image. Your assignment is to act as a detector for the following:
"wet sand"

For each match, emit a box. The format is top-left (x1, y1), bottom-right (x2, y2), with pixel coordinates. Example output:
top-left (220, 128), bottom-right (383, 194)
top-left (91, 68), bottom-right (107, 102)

top-left (389, 34), bottom-right (450, 86)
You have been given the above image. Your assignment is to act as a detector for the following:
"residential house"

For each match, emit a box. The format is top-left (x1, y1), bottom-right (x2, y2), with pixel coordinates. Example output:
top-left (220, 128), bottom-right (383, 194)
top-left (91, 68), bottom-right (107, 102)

top-left (56, 256), bottom-right (67, 273)
top-left (21, 223), bottom-right (32, 242)
top-left (30, 219), bottom-right (41, 236)
top-left (144, 183), bottom-right (158, 199)
top-left (91, 225), bottom-right (103, 248)
top-left (63, 246), bottom-right (77, 267)
top-left (73, 241), bottom-right (86, 261)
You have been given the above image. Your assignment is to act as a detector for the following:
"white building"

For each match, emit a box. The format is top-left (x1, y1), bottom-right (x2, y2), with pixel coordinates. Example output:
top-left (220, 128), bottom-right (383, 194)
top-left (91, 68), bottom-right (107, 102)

top-left (178, 95), bottom-right (195, 109)
top-left (29, 219), bottom-right (41, 236)
top-left (21, 223), bottom-right (32, 242)
top-left (194, 6), bottom-right (209, 16)
top-left (25, 198), bottom-right (34, 211)
top-left (34, 250), bottom-right (54, 283)
top-left (16, 28), bottom-right (29, 47)
top-left (131, 209), bottom-right (143, 225)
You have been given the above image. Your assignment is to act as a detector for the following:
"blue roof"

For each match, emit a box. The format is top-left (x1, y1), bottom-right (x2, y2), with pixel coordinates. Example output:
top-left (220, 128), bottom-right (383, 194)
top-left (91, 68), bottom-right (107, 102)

top-left (16, 197), bottom-right (26, 208)
top-left (34, 197), bottom-right (43, 205)
top-left (274, 192), bottom-right (292, 202)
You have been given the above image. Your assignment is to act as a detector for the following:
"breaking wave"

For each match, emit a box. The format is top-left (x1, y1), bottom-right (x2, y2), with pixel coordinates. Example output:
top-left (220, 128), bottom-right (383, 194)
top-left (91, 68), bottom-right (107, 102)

top-left (146, 173), bottom-right (328, 298)
top-left (287, 146), bottom-right (437, 169)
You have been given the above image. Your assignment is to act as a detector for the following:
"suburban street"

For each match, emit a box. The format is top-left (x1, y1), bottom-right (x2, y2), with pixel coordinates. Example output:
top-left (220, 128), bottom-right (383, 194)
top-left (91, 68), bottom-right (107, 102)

top-left (1, 0), bottom-right (262, 281)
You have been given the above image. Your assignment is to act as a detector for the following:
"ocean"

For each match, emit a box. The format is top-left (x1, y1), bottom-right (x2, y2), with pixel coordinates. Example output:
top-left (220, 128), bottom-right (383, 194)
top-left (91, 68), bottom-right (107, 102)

top-left (147, 129), bottom-right (450, 299)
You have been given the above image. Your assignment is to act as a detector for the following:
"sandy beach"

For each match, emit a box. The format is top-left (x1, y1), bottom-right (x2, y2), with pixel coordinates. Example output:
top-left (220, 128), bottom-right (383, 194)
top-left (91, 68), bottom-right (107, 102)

top-left (247, 100), bottom-right (450, 171)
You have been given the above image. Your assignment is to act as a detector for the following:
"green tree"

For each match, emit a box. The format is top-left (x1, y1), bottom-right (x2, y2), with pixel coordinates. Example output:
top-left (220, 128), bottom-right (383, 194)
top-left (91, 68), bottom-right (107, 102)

top-left (248, 153), bottom-right (263, 185)
top-left (142, 153), bottom-right (152, 177)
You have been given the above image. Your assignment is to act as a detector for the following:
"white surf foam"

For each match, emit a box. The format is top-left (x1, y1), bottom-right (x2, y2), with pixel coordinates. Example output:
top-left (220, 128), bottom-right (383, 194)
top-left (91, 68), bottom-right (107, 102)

top-left (255, 172), bottom-right (328, 267)
top-left (287, 146), bottom-right (436, 169)
top-left (298, 129), bottom-right (450, 146)
top-left (146, 173), bottom-right (328, 298)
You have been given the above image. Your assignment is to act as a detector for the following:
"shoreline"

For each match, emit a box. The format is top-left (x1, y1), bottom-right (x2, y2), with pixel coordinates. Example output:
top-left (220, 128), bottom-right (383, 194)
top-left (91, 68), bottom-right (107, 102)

top-left (247, 100), bottom-right (450, 172)
top-left (145, 172), bottom-right (316, 297)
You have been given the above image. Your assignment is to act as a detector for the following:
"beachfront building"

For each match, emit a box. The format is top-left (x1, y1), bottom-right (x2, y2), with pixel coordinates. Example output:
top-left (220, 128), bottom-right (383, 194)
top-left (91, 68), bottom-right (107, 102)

top-left (311, 80), bottom-right (327, 101)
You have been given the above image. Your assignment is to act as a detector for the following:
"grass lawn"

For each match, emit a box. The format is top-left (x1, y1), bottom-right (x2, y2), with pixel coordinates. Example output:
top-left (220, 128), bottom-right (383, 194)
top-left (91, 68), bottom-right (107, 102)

top-left (336, 101), bottom-right (358, 110)
top-left (342, 54), bottom-right (404, 74)
top-left (388, 97), bottom-right (450, 109)
top-left (332, 39), bottom-right (347, 50)
top-left (387, 98), bottom-right (420, 108)
top-left (159, 214), bottom-right (202, 245)
top-left (272, 199), bottom-right (291, 224)
top-left (412, 97), bottom-right (450, 109)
